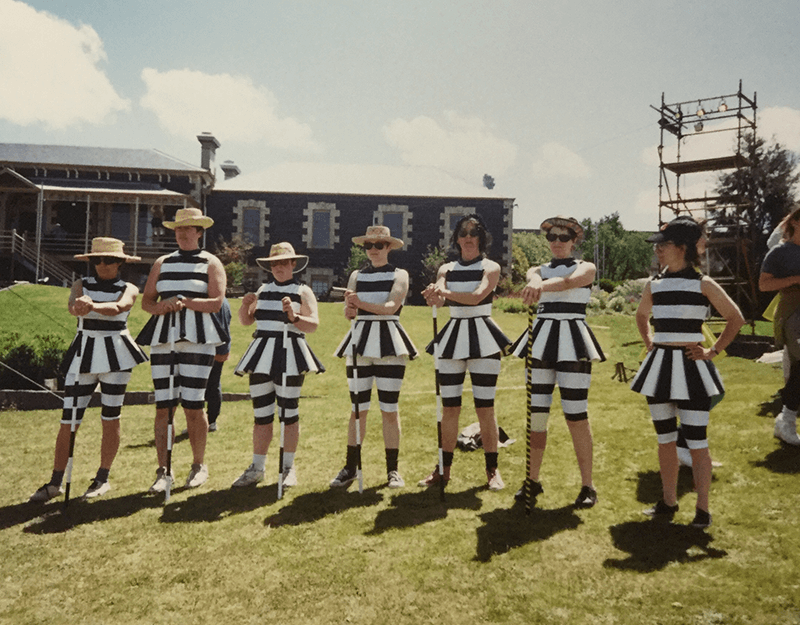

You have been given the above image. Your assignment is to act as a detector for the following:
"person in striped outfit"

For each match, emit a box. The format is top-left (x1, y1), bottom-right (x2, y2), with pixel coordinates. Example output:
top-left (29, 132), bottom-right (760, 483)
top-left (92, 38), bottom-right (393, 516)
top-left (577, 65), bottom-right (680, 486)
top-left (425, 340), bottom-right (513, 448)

top-left (231, 242), bottom-right (323, 489)
top-left (632, 217), bottom-right (744, 528)
top-left (418, 214), bottom-right (511, 491)
top-left (329, 225), bottom-right (418, 490)
top-left (510, 216), bottom-right (604, 509)
top-left (29, 237), bottom-right (148, 502)
top-left (137, 207), bottom-right (227, 493)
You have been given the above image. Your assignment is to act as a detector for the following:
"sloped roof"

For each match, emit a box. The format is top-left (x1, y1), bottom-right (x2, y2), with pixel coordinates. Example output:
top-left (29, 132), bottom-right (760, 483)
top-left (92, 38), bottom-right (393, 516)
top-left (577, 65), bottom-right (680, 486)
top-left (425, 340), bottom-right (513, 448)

top-left (0, 143), bottom-right (206, 174)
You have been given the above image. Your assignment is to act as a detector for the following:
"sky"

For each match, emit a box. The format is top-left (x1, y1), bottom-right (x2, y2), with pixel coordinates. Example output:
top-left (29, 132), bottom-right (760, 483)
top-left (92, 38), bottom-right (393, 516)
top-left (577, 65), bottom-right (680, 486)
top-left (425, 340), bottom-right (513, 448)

top-left (1, 0), bottom-right (800, 232)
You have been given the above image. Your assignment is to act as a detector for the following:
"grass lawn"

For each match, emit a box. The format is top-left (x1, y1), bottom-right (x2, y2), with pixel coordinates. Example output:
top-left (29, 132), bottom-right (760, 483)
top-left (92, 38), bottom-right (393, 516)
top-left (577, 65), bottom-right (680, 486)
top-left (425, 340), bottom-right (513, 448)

top-left (1, 284), bottom-right (799, 624)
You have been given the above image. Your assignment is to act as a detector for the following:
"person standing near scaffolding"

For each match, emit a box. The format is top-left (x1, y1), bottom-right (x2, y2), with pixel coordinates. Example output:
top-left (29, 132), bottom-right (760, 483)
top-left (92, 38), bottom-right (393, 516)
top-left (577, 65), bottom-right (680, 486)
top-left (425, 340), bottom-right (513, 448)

top-left (29, 237), bottom-right (148, 502)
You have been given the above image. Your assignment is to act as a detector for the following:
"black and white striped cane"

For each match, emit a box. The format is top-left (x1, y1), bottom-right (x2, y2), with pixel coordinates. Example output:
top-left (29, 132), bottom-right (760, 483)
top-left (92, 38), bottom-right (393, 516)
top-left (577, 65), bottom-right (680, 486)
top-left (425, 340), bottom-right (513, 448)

top-left (432, 305), bottom-right (445, 502)
top-left (164, 311), bottom-right (177, 504)
top-left (63, 317), bottom-right (83, 510)
top-left (277, 320), bottom-right (288, 500)
top-left (524, 304), bottom-right (535, 515)
top-left (351, 318), bottom-right (364, 494)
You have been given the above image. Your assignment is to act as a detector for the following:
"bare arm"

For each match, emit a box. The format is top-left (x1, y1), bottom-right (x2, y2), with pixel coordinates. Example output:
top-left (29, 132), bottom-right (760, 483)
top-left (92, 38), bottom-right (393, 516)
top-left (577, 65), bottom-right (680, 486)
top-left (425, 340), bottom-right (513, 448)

top-left (286, 285), bottom-right (320, 334)
top-left (438, 260), bottom-right (500, 306)
top-left (521, 266), bottom-right (543, 306)
top-left (344, 271), bottom-right (358, 320)
top-left (685, 277), bottom-right (746, 361)
top-left (541, 261), bottom-right (596, 292)
top-left (635, 281), bottom-right (654, 352)
top-left (759, 271), bottom-right (800, 293)
top-left (345, 269), bottom-right (408, 316)
top-left (141, 257), bottom-right (174, 316)
top-left (239, 292), bottom-right (257, 326)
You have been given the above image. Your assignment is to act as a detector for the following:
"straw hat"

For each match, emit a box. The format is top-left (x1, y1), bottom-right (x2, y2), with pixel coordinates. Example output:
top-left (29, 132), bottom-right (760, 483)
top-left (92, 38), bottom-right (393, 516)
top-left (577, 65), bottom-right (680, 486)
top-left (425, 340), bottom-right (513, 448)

top-left (162, 207), bottom-right (214, 230)
top-left (255, 242), bottom-right (309, 273)
top-left (74, 237), bottom-right (141, 262)
top-left (351, 225), bottom-right (404, 250)
top-left (540, 215), bottom-right (584, 245)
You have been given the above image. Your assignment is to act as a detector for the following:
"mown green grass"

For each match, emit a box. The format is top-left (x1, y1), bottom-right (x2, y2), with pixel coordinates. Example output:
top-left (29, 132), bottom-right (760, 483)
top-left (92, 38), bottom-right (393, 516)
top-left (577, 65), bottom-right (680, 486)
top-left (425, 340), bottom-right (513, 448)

top-left (1, 284), bottom-right (799, 624)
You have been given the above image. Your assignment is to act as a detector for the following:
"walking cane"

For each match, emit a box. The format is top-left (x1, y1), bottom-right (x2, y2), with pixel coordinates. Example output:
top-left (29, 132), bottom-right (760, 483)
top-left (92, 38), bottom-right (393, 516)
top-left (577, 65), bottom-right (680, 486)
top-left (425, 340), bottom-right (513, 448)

top-left (432, 305), bottom-right (445, 502)
top-left (351, 318), bottom-right (364, 494)
top-left (64, 318), bottom-right (83, 510)
top-left (277, 321), bottom-right (288, 500)
top-left (164, 311), bottom-right (177, 504)
top-left (524, 304), bottom-right (535, 515)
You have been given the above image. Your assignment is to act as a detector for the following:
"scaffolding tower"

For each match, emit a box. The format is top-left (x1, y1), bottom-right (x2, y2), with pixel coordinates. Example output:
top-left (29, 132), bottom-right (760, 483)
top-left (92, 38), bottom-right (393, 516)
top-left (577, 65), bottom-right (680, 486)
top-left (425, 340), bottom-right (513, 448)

top-left (653, 80), bottom-right (758, 318)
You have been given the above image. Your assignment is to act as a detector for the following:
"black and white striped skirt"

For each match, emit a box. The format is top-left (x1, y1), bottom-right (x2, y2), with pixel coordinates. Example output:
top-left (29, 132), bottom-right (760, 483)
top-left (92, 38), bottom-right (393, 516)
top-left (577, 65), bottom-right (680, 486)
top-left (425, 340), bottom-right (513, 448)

top-left (425, 316), bottom-right (511, 359)
top-left (235, 331), bottom-right (325, 378)
top-left (630, 344), bottom-right (724, 404)
top-left (335, 317), bottom-right (418, 360)
top-left (62, 330), bottom-right (148, 375)
top-left (510, 318), bottom-right (605, 363)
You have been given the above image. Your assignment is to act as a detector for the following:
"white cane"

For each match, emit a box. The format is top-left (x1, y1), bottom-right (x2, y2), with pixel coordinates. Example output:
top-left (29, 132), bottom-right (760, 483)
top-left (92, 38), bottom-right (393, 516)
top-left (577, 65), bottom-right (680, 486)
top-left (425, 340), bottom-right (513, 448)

top-left (351, 318), bottom-right (364, 494)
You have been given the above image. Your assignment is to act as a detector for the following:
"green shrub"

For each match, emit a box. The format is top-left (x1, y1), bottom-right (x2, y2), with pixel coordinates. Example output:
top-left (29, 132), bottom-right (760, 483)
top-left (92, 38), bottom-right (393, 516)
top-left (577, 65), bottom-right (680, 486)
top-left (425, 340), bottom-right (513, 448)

top-left (493, 296), bottom-right (528, 314)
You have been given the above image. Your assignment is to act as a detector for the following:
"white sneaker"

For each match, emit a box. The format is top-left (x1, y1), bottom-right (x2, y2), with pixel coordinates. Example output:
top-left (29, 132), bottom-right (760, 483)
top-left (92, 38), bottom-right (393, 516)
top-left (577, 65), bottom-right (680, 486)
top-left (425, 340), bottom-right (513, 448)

top-left (677, 446), bottom-right (693, 467)
top-left (148, 468), bottom-right (174, 494)
top-left (232, 463), bottom-right (265, 487)
top-left (29, 483), bottom-right (63, 503)
top-left (775, 413), bottom-right (800, 446)
top-left (185, 464), bottom-right (208, 488)
top-left (281, 465), bottom-right (297, 489)
top-left (83, 480), bottom-right (111, 499)
top-left (387, 470), bottom-right (405, 489)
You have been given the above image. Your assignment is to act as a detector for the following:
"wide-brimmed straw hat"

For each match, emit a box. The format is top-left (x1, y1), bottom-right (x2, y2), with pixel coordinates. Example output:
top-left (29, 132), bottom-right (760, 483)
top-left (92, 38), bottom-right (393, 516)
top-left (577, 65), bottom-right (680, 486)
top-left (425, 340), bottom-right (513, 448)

top-left (540, 215), bottom-right (584, 245)
top-left (255, 242), bottom-right (309, 273)
top-left (351, 225), bottom-right (404, 250)
top-left (162, 207), bottom-right (214, 230)
top-left (646, 217), bottom-right (702, 246)
top-left (74, 237), bottom-right (141, 262)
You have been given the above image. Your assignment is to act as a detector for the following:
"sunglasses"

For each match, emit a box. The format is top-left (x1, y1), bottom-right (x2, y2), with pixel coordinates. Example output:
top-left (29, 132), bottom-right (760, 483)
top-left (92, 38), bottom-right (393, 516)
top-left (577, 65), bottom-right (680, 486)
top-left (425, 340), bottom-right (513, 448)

top-left (458, 229), bottom-right (480, 238)
top-left (363, 241), bottom-right (387, 250)
top-left (90, 256), bottom-right (123, 266)
top-left (545, 233), bottom-right (574, 243)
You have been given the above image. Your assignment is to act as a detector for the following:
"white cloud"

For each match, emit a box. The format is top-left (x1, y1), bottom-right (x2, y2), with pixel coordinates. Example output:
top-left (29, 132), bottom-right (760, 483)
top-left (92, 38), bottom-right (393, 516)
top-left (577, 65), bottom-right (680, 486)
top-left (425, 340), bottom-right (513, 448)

top-left (759, 106), bottom-right (800, 153)
top-left (530, 142), bottom-right (591, 179)
top-left (383, 111), bottom-right (517, 186)
top-left (0, 0), bottom-right (130, 129)
top-left (140, 68), bottom-right (320, 153)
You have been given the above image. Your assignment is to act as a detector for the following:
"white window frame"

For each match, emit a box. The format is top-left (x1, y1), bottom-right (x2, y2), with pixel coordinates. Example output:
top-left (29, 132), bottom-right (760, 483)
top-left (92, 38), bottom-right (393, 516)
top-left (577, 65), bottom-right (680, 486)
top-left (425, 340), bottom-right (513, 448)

top-left (303, 202), bottom-right (339, 250)
top-left (374, 204), bottom-right (412, 247)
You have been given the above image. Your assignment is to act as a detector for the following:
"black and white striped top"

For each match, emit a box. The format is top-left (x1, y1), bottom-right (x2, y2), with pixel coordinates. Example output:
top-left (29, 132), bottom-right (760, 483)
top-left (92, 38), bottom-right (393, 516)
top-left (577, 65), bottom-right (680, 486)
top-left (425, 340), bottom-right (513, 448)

top-left (136, 248), bottom-right (226, 346)
top-left (235, 279), bottom-right (324, 377)
top-left (650, 266), bottom-right (707, 344)
top-left (63, 277), bottom-right (148, 375)
top-left (510, 259), bottom-right (605, 363)
top-left (427, 256), bottom-right (511, 359)
top-left (334, 264), bottom-right (418, 359)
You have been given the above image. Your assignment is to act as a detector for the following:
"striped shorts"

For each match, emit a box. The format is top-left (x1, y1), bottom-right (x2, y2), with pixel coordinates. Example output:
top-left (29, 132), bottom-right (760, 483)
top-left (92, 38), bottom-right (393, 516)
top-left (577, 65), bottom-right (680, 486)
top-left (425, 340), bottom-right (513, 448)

top-left (61, 370), bottom-right (132, 423)
top-left (150, 342), bottom-right (215, 410)
top-left (647, 397), bottom-right (711, 448)
top-left (527, 360), bottom-right (593, 431)
top-left (346, 355), bottom-right (406, 413)
top-left (437, 354), bottom-right (501, 409)
top-left (250, 372), bottom-right (305, 425)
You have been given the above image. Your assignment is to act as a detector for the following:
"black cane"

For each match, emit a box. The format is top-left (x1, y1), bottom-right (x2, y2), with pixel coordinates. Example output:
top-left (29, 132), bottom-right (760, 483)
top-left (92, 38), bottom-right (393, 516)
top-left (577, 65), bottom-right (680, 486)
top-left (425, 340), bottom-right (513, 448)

top-left (525, 305), bottom-right (535, 515)
top-left (432, 305), bottom-right (445, 501)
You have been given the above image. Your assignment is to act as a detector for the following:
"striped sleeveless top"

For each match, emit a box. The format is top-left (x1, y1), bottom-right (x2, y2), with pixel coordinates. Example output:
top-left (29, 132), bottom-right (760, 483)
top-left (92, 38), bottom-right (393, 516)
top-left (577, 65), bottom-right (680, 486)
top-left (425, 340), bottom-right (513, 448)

top-left (650, 266), bottom-right (707, 344)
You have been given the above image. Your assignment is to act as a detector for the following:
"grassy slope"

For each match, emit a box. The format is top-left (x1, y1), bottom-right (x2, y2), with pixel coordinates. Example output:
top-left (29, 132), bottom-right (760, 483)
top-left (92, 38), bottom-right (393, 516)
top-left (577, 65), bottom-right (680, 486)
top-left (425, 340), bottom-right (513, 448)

top-left (1, 284), bottom-right (799, 624)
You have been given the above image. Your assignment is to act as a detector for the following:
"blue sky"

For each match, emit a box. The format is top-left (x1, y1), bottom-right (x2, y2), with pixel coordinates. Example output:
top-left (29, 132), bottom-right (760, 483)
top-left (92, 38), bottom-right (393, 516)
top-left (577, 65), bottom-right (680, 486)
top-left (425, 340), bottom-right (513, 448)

top-left (2, 0), bottom-right (799, 231)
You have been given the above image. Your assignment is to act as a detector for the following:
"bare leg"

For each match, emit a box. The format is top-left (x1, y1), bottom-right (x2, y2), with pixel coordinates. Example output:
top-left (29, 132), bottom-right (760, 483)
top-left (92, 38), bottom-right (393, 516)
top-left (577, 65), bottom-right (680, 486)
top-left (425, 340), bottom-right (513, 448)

top-left (567, 419), bottom-right (594, 488)
top-left (657, 441), bottom-right (679, 506)
top-left (99, 419), bottom-right (121, 470)
top-left (53, 422), bottom-right (80, 472)
top-left (184, 408), bottom-right (208, 465)
top-left (529, 431), bottom-right (547, 481)
top-left (690, 447), bottom-right (712, 512)
top-left (381, 410), bottom-right (400, 449)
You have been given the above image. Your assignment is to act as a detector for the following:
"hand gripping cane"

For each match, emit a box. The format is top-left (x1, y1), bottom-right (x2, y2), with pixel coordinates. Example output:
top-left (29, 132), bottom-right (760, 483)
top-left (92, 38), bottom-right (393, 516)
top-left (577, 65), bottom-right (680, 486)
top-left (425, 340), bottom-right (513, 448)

top-left (277, 321), bottom-right (288, 500)
top-left (524, 304), bottom-right (535, 516)
top-left (432, 306), bottom-right (445, 502)
top-left (164, 311), bottom-right (177, 504)
top-left (64, 317), bottom-right (83, 510)
top-left (351, 319), bottom-right (364, 494)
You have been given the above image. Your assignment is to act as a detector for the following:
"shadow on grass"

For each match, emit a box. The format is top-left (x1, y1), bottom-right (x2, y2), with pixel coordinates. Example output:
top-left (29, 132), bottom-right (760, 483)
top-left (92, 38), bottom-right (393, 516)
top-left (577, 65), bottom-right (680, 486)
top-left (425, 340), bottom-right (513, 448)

top-left (753, 443), bottom-right (800, 474)
top-left (20, 492), bottom-right (161, 534)
top-left (757, 393), bottom-right (781, 418)
top-left (604, 520), bottom-right (727, 572)
top-left (474, 502), bottom-right (583, 562)
top-left (160, 485), bottom-right (278, 523)
top-left (126, 430), bottom-right (190, 450)
top-left (636, 468), bottom-right (703, 504)
top-left (366, 487), bottom-right (482, 535)
top-left (264, 486), bottom-right (385, 527)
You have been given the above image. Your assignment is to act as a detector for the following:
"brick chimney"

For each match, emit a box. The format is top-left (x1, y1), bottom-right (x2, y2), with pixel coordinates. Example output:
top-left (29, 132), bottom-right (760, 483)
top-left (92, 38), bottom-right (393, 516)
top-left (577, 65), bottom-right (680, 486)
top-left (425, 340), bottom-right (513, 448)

top-left (197, 132), bottom-right (220, 171)
top-left (220, 160), bottom-right (241, 180)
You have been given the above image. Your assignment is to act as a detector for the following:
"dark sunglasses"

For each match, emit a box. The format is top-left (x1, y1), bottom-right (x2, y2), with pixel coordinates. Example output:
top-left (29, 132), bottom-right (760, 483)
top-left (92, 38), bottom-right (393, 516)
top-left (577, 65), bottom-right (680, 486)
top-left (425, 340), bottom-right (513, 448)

top-left (363, 241), bottom-right (387, 250)
top-left (90, 256), bottom-right (123, 266)
top-left (458, 229), bottom-right (480, 238)
top-left (546, 232), bottom-right (574, 243)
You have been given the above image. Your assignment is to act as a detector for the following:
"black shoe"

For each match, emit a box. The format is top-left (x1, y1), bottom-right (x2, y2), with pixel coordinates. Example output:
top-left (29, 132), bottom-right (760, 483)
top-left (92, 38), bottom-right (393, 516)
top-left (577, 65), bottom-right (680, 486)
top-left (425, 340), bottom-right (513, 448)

top-left (514, 479), bottom-right (543, 504)
top-left (574, 485), bottom-right (598, 508)
top-left (643, 500), bottom-right (679, 518)
top-left (690, 508), bottom-right (712, 528)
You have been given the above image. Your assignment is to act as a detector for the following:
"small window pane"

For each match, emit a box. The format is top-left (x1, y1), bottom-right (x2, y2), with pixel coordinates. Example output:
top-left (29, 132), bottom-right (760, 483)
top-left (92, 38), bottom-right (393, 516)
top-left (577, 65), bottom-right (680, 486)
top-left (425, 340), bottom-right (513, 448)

top-left (312, 211), bottom-right (330, 248)
top-left (311, 279), bottom-right (329, 299)
top-left (243, 208), bottom-right (260, 244)
top-left (382, 212), bottom-right (403, 239)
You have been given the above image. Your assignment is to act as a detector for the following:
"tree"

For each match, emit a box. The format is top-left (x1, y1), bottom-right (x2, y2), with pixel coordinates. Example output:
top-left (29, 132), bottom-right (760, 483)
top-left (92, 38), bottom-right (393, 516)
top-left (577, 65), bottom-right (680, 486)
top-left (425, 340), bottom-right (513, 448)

top-left (420, 245), bottom-right (446, 285)
top-left (345, 244), bottom-right (368, 279)
top-left (579, 213), bottom-right (653, 282)
top-left (513, 231), bottom-right (551, 268)
top-left (214, 235), bottom-right (254, 291)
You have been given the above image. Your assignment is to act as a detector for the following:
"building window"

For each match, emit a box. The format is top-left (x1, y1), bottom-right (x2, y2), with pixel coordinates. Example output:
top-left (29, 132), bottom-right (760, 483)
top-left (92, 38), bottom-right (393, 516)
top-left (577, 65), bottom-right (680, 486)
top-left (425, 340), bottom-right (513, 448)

top-left (374, 204), bottom-right (412, 247)
top-left (233, 200), bottom-right (270, 247)
top-left (305, 267), bottom-right (334, 301)
top-left (440, 206), bottom-right (474, 250)
top-left (303, 202), bottom-right (339, 250)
